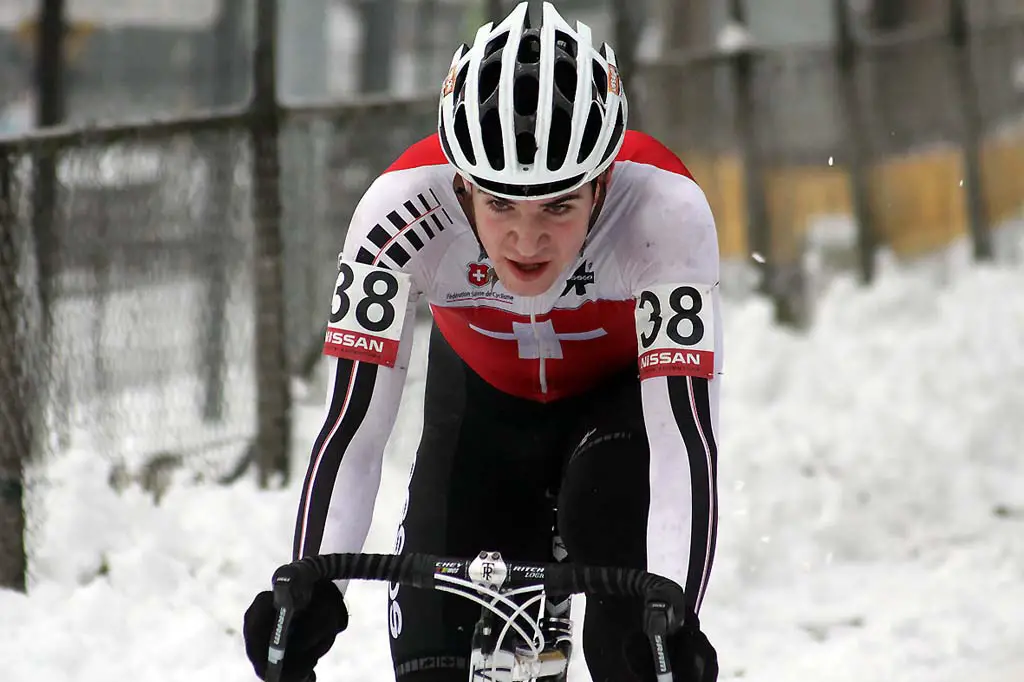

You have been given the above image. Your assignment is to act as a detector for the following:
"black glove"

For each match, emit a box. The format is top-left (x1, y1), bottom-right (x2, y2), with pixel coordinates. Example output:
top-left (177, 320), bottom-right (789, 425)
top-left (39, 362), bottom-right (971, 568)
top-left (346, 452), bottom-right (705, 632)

top-left (664, 624), bottom-right (718, 682)
top-left (625, 618), bottom-right (719, 682)
top-left (243, 579), bottom-right (350, 682)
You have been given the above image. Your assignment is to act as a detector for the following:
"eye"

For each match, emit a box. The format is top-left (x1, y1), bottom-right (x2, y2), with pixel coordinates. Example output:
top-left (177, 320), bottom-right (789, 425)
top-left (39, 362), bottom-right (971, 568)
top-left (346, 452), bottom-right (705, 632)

top-left (487, 198), bottom-right (513, 213)
top-left (545, 203), bottom-right (572, 215)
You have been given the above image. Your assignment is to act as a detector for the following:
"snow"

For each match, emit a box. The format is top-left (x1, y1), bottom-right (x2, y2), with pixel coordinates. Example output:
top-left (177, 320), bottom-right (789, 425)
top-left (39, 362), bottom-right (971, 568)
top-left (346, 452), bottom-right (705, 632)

top-left (3, 253), bottom-right (1024, 682)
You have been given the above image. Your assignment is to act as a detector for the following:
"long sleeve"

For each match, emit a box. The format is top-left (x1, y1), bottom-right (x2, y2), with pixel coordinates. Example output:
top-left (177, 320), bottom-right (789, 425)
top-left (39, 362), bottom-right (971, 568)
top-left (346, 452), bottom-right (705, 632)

top-left (291, 301), bottom-right (417, 560)
top-left (290, 167), bottom-right (436, 561)
top-left (627, 171), bottom-right (723, 615)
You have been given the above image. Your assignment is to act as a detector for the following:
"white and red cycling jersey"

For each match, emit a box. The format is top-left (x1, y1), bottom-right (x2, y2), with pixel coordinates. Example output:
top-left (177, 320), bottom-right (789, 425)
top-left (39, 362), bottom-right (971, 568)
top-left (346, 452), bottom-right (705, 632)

top-left (295, 130), bottom-right (723, 613)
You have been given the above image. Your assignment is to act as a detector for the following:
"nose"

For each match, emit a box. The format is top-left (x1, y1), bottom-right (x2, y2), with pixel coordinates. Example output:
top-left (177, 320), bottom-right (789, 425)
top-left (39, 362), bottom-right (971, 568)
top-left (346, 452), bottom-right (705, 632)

top-left (510, 217), bottom-right (548, 257)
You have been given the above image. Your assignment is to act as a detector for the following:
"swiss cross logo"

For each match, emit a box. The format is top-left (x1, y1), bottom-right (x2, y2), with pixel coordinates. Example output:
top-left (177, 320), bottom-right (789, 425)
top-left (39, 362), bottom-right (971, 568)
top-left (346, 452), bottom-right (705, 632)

top-left (607, 64), bottom-right (621, 96)
top-left (467, 262), bottom-right (491, 287)
top-left (441, 66), bottom-right (457, 97)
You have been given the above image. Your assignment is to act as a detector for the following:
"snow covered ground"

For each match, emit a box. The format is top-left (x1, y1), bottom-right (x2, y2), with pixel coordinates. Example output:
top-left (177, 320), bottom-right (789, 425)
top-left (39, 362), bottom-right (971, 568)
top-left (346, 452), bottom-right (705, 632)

top-left (3, 250), bottom-right (1024, 682)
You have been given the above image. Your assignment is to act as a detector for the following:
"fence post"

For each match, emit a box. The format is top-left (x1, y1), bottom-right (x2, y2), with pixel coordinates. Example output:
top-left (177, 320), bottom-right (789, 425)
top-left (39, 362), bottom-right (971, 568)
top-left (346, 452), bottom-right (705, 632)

top-left (251, 0), bottom-right (292, 487)
top-left (359, 0), bottom-right (397, 94)
top-left (609, 0), bottom-right (643, 129)
top-left (198, 0), bottom-right (246, 424)
top-left (948, 0), bottom-right (992, 261)
top-left (30, 0), bottom-right (66, 449)
top-left (727, 1), bottom-right (784, 321)
top-left (0, 150), bottom-right (29, 592)
top-left (834, 0), bottom-right (877, 284)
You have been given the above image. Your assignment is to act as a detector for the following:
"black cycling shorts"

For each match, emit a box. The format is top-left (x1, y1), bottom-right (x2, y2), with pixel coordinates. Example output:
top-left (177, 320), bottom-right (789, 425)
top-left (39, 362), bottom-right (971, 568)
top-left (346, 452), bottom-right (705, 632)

top-left (388, 323), bottom-right (655, 682)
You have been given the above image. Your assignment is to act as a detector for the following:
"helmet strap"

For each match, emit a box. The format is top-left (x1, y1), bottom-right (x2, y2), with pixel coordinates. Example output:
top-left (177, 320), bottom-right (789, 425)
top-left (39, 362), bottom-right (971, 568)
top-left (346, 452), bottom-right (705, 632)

top-left (453, 174), bottom-right (487, 254)
top-left (581, 166), bottom-right (614, 253)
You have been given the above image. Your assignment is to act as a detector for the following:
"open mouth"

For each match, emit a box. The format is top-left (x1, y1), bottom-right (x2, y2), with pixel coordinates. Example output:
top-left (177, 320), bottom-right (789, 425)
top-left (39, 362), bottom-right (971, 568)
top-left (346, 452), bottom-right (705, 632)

top-left (508, 259), bottom-right (550, 279)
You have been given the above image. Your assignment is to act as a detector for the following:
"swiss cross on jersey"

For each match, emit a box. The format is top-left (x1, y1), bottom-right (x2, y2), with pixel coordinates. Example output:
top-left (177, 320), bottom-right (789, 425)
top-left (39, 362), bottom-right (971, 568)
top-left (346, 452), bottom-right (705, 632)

top-left (635, 282), bottom-right (716, 380)
top-left (467, 262), bottom-right (493, 287)
top-left (323, 259), bottom-right (412, 367)
top-left (431, 300), bottom-right (637, 401)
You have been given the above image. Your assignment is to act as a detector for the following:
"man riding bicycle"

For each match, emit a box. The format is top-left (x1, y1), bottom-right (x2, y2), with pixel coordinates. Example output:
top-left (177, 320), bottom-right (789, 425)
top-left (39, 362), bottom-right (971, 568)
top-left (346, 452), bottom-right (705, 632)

top-left (244, 3), bottom-right (722, 681)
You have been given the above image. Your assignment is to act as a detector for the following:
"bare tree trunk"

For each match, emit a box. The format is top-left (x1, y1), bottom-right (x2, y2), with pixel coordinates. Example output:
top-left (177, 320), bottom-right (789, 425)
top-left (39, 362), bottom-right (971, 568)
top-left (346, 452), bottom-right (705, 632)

top-left (663, 0), bottom-right (714, 50)
top-left (0, 153), bottom-right (29, 592)
top-left (251, 0), bottom-right (292, 487)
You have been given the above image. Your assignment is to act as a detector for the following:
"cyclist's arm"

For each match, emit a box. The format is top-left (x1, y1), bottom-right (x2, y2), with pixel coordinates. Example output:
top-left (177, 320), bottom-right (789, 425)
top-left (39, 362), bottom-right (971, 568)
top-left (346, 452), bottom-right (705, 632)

top-left (291, 312), bottom-right (416, 561)
top-left (627, 174), bottom-right (723, 616)
top-left (291, 173), bottom-right (429, 562)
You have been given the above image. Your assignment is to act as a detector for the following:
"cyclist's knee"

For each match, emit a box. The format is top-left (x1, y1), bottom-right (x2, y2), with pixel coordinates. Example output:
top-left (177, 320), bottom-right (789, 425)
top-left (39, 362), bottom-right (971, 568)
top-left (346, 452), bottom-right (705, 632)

top-left (556, 424), bottom-right (650, 568)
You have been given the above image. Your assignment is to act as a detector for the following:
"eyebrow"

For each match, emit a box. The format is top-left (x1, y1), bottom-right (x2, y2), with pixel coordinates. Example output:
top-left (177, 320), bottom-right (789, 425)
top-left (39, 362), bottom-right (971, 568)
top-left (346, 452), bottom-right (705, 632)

top-left (541, 193), bottom-right (581, 207)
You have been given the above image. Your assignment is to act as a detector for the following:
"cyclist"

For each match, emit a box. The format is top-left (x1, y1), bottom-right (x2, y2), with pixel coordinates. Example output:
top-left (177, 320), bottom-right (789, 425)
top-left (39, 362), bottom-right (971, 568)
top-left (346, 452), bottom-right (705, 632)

top-left (244, 2), bottom-right (722, 681)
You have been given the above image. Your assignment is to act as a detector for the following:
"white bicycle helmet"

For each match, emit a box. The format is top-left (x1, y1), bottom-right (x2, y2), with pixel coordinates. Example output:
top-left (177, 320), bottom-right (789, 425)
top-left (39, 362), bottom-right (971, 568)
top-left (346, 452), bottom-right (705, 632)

top-left (438, 1), bottom-right (628, 200)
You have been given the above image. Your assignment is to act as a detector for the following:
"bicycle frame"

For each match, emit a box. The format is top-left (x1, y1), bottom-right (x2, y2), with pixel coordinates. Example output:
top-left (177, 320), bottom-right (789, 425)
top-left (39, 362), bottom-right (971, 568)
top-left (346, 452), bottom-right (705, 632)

top-left (264, 550), bottom-right (686, 682)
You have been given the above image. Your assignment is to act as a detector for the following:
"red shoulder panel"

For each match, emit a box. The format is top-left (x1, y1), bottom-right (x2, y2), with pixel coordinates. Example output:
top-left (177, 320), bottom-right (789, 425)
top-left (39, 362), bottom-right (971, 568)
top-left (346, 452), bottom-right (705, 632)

top-left (615, 130), bottom-right (693, 179)
top-left (384, 134), bottom-right (447, 173)
top-left (384, 130), bottom-right (693, 179)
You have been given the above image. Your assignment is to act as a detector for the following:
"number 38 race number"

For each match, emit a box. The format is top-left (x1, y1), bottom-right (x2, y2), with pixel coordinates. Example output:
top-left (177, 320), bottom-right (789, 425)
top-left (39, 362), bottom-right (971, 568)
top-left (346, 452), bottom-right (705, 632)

top-left (635, 282), bottom-right (716, 380)
top-left (323, 259), bottom-right (412, 367)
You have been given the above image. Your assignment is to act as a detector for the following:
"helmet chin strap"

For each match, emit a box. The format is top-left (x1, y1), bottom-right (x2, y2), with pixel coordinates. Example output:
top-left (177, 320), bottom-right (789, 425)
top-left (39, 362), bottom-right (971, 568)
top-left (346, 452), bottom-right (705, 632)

top-left (580, 169), bottom-right (612, 255)
top-left (451, 174), bottom-right (486, 258)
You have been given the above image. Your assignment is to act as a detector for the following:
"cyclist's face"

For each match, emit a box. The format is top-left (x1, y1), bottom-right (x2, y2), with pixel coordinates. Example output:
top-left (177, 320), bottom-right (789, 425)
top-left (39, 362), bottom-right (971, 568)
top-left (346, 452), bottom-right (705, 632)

top-left (470, 184), bottom-right (595, 296)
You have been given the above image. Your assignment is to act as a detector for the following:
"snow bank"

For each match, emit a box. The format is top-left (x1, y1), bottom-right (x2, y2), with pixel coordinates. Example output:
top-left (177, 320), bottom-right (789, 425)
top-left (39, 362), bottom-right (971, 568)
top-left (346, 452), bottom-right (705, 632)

top-left (2, 259), bottom-right (1022, 681)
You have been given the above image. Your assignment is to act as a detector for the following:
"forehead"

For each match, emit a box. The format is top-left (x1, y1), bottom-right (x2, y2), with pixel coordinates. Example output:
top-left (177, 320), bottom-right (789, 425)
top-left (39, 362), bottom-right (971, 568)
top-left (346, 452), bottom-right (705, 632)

top-left (476, 187), bottom-right (585, 206)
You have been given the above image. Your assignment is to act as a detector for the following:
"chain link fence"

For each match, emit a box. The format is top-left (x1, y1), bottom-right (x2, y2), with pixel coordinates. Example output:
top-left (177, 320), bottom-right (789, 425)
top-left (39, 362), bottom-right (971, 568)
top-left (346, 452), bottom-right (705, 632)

top-left (0, 92), bottom-right (441, 588)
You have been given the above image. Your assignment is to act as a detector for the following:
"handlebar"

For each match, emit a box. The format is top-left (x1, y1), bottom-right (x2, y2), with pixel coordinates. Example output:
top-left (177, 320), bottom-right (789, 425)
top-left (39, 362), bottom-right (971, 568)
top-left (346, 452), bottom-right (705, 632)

top-left (266, 551), bottom-right (688, 682)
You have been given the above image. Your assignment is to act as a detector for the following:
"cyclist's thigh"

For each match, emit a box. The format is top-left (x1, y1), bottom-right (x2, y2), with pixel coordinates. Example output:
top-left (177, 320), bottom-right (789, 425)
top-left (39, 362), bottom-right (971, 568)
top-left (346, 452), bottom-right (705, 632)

top-left (389, 324), bottom-right (564, 682)
top-left (557, 371), bottom-right (653, 681)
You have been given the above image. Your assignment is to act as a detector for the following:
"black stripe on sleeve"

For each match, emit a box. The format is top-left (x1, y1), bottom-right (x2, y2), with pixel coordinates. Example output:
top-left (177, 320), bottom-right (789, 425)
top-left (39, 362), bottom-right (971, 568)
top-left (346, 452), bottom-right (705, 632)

top-left (405, 230), bottom-right (425, 251)
top-left (292, 359), bottom-right (380, 559)
top-left (386, 243), bottom-right (412, 267)
top-left (354, 246), bottom-right (377, 265)
top-left (367, 224), bottom-right (391, 250)
top-left (665, 375), bottom-right (717, 614)
top-left (387, 210), bottom-right (408, 230)
top-left (690, 376), bottom-right (719, 605)
top-left (403, 200), bottom-right (422, 219)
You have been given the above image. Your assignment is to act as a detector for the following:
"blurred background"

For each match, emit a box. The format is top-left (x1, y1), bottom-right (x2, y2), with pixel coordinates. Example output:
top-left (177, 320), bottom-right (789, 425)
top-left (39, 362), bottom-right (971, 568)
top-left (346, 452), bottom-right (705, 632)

top-left (0, 0), bottom-right (1022, 592)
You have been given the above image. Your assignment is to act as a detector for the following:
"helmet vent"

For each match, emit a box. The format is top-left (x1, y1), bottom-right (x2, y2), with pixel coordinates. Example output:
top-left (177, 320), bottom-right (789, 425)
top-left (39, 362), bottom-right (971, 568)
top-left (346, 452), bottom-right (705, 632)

top-left (454, 64), bottom-right (469, 102)
top-left (600, 106), bottom-right (625, 165)
top-left (485, 32), bottom-right (509, 58)
top-left (546, 107), bottom-right (572, 170)
top-left (554, 31), bottom-right (577, 57)
top-left (513, 74), bottom-right (539, 116)
top-left (518, 33), bottom-right (542, 64)
top-left (577, 102), bottom-right (602, 163)
top-left (454, 104), bottom-right (476, 165)
top-left (591, 59), bottom-right (608, 102)
top-left (479, 60), bottom-right (502, 104)
top-left (553, 60), bottom-right (576, 103)
top-left (516, 132), bottom-right (537, 166)
top-left (481, 108), bottom-right (505, 170)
